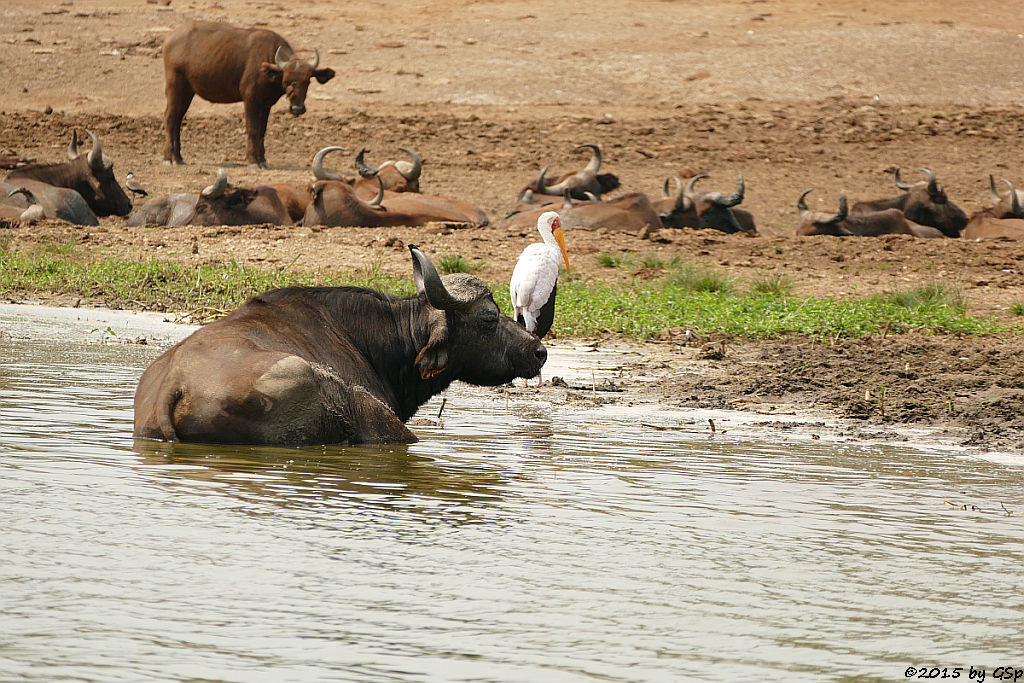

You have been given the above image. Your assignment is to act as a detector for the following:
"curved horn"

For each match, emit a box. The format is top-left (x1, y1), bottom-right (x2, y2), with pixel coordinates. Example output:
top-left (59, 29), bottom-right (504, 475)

top-left (670, 176), bottom-right (689, 212)
top-left (989, 174), bottom-right (1001, 202)
top-left (409, 244), bottom-right (462, 311)
top-left (893, 167), bottom-right (911, 191)
top-left (369, 176), bottom-right (385, 206)
top-left (575, 143), bottom-right (602, 174)
top-left (274, 45), bottom-right (288, 69)
top-left (584, 191), bottom-right (599, 202)
top-left (835, 191), bottom-right (849, 223)
top-left (685, 173), bottom-right (708, 198)
top-left (535, 164), bottom-right (550, 191)
top-left (714, 174), bottom-right (745, 207)
top-left (797, 188), bottom-right (814, 214)
top-left (85, 129), bottom-right (107, 171)
top-left (201, 169), bottom-right (229, 199)
top-left (311, 146), bottom-right (348, 181)
top-left (309, 47), bottom-right (320, 70)
top-left (355, 148), bottom-right (379, 178)
top-left (1004, 178), bottom-right (1021, 216)
top-left (8, 186), bottom-right (36, 203)
top-left (920, 168), bottom-right (939, 195)
top-left (396, 147), bottom-right (422, 181)
top-left (67, 129), bottom-right (80, 160)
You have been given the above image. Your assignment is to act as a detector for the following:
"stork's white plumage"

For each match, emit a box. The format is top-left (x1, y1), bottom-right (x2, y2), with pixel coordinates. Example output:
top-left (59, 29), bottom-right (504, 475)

top-left (510, 211), bottom-right (570, 338)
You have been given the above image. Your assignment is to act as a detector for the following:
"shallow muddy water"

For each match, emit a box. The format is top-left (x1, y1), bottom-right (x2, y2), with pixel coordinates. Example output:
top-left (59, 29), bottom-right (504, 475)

top-left (2, 304), bottom-right (1023, 682)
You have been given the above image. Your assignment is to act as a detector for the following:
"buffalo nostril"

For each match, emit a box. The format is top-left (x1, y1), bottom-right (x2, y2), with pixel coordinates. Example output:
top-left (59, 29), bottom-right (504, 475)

top-left (534, 345), bottom-right (547, 363)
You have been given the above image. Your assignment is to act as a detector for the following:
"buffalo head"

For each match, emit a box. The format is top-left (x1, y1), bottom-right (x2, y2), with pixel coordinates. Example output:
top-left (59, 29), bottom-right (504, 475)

top-left (63, 129), bottom-right (133, 217)
top-left (409, 244), bottom-right (546, 385)
top-left (796, 188), bottom-right (853, 236)
top-left (261, 46), bottom-right (335, 116)
top-left (891, 168), bottom-right (967, 238)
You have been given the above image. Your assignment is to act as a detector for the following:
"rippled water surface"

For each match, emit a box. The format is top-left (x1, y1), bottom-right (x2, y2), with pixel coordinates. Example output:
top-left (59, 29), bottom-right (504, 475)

top-left (2, 304), bottom-right (1023, 682)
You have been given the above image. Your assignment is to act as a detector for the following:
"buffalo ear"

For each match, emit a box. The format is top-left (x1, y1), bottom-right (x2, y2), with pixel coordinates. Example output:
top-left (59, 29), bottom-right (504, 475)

top-left (414, 325), bottom-right (449, 380)
top-left (260, 62), bottom-right (283, 84)
top-left (314, 68), bottom-right (336, 84)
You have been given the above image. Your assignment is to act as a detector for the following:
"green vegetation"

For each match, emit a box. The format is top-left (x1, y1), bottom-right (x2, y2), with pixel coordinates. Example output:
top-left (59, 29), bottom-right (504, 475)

top-left (0, 250), bottom-right (1010, 338)
top-left (436, 253), bottom-right (485, 274)
top-left (748, 271), bottom-right (794, 297)
top-left (1011, 299), bottom-right (1024, 317)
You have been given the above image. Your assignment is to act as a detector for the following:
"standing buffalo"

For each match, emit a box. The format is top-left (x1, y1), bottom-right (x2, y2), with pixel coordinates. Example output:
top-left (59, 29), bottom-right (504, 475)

top-left (4, 129), bottom-right (132, 219)
top-left (162, 21), bottom-right (335, 168)
top-left (133, 245), bottom-right (547, 445)
top-left (851, 168), bottom-right (967, 237)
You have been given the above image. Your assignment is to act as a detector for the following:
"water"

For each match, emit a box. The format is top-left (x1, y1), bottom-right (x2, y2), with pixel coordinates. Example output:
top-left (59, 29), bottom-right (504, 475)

top-left (2, 304), bottom-right (1023, 682)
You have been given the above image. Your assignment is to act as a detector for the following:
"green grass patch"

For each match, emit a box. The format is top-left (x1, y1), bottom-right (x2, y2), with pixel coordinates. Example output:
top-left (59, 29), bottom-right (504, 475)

top-left (0, 250), bottom-right (1009, 339)
top-left (436, 253), bottom-right (484, 274)
top-left (749, 271), bottom-right (794, 296)
top-left (1010, 299), bottom-right (1024, 316)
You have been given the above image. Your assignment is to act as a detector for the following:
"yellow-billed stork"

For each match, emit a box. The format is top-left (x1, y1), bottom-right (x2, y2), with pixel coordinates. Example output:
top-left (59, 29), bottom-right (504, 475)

top-left (510, 210), bottom-right (571, 341)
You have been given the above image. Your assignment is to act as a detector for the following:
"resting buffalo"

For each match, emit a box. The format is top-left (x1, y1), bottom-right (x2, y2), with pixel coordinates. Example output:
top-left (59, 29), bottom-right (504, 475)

top-left (796, 189), bottom-right (943, 237)
top-left (851, 167), bottom-right (967, 237)
top-left (354, 147), bottom-right (423, 196)
top-left (127, 193), bottom-right (200, 227)
top-left (183, 170), bottom-right (292, 226)
top-left (162, 20), bottom-right (335, 168)
top-left (655, 174), bottom-right (756, 233)
top-left (4, 129), bottom-right (131, 218)
top-left (0, 180), bottom-right (98, 226)
top-left (133, 245), bottom-right (547, 445)
top-left (517, 143), bottom-right (620, 202)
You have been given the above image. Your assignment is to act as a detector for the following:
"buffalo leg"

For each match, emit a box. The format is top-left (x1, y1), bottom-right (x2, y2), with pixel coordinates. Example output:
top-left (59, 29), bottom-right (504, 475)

top-left (163, 73), bottom-right (193, 165)
top-left (245, 102), bottom-right (271, 169)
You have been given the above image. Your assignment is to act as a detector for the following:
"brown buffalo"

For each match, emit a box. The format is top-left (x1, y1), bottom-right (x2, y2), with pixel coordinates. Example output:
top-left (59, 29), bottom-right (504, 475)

top-left (0, 180), bottom-right (98, 226)
top-left (353, 147), bottom-right (423, 197)
top-left (5, 129), bottom-right (131, 218)
top-left (796, 189), bottom-right (944, 237)
top-left (963, 214), bottom-right (1024, 240)
top-left (133, 245), bottom-right (546, 445)
top-left (978, 176), bottom-right (1024, 220)
top-left (162, 20), bottom-right (335, 168)
top-left (127, 193), bottom-right (199, 227)
top-left (516, 143), bottom-right (620, 202)
top-left (850, 167), bottom-right (967, 237)
top-left (183, 169), bottom-right (292, 226)
top-left (655, 174), bottom-right (756, 233)
top-left (559, 191), bottom-right (664, 233)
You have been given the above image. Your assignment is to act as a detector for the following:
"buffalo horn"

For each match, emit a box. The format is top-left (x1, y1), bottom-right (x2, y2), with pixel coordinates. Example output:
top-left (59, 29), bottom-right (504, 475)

top-left (67, 129), bottom-right (80, 160)
top-left (685, 173), bottom-right (708, 198)
top-left (714, 174), bottom-right (745, 207)
top-left (312, 146), bottom-right (348, 181)
top-left (989, 174), bottom-right (1001, 202)
top-left (274, 46), bottom-right (289, 69)
top-left (310, 47), bottom-right (320, 70)
top-left (355, 148), bottom-right (378, 178)
top-left (834, 191), bottom-right (849, 222)
top-left (562, 188), bottom-right (574, 209)
top-left (409, 244), bottom-right (462, 311)
top-left (369, 176), bottom-right (385, 207)
top-left (893, 167), bottom-right (911, 191)
top-left (920, 168), bottom-right (940, 196)
top-left (396, 147), bottom-right (422, 181)
top-left (671, 176), bottom-right (690, 212)
top-left (796, 188), bottom-right (814, 214)
top-left (1005, 178), bottom-right (1021, 216)
top-left (85, 129), bottom-right (110, 171)
top-left (575, 143), bottom-right (602, 174)
top-left (201, 169), bottom-right (229, 199)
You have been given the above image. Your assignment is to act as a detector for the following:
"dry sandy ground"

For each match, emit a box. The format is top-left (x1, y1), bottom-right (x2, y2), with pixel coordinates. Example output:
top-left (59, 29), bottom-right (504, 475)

top-left (3, 0), bottom-right (1024, 452)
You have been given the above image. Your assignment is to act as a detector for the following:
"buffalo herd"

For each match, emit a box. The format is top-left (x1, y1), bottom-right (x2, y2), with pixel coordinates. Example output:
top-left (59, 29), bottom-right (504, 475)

top-left (3, 21), bottom-right (1023, 445)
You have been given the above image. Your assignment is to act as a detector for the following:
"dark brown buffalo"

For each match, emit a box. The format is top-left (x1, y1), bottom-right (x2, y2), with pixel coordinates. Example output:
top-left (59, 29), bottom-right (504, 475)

top-left (4, 129), bottom-right (132, 218)
top-left (654, 174), bottom-right (756, 233)
top-left (162, 20), bottom-right (335, 168)
top-left (796, 189), bottom-right (944, 237)
top-left (353, 147), bottom-right (422, 197)
top-left (850, 167), bottom-right (967, 237)
top-left (517, 143), bottom-right (620, 202)
top-left (183, 170), bottom-right (292, 226)
top-left (133, 245), bottom-right (546, 445)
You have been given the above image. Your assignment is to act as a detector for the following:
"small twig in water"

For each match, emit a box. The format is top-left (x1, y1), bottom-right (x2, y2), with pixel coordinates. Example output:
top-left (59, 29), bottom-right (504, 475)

top-left (437, 393), bottom-right (447, 420)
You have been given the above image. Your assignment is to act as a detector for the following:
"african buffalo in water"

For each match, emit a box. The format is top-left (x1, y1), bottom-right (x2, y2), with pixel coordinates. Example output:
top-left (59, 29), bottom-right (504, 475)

top-left (851, 168), bottom-right (967, 237)
top-left (796, 189), bottom-right (944, 237)
top-left (655, 174), bottom-right (756, 233)
top-left (133, 245), bottom-right (546, 445)
top-left (4, 129), bottom-right (131, 218)
top-left (162, 20), bottom-right (335, 168)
